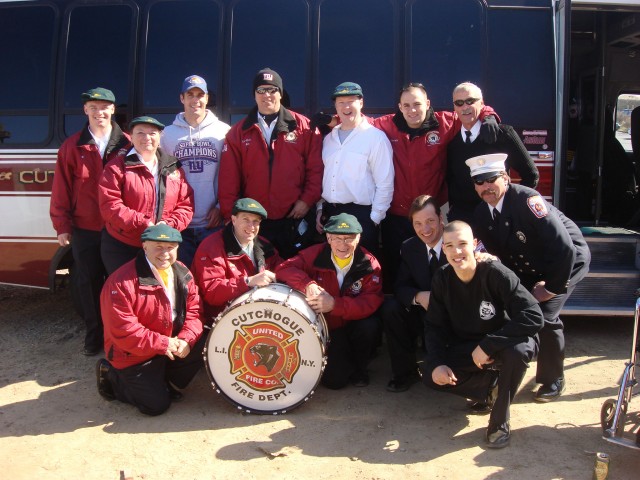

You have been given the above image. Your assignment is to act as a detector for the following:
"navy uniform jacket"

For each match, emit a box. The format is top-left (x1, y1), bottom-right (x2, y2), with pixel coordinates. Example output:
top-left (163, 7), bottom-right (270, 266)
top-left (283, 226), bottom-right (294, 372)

top-left (424, 260), bottom-right (543, 374)
top-left (473, 183), bottom-right (590, 294)
top-left (395, 236), bottom-right (448, 309)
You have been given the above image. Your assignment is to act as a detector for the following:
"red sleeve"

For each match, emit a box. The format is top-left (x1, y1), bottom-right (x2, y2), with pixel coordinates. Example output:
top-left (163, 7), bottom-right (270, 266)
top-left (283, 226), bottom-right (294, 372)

top-left (99, 160), bottom-right (152, 232)
top-left (164, 168), bottom-right (194, 231)
top-left (218, 128), bottom-right (242, 220)
top-left (275, 252), bottom-right (316, 293)
top-left (299, 126), bottom-right (323, 207)
top-left (192, 240), bottom-right (252, 309)
top-left (479, 104), bottom-right (501, 123)
top-left (177, 277), bottom-right (204, 347)
top-left (100, 276), bottom-right (169, 356)
top-left (50, 140), bottom-right (75, 235)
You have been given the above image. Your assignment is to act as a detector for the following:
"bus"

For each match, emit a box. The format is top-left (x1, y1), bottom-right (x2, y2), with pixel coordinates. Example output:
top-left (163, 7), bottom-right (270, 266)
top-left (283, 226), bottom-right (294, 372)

top-left (1, 0), bottom-right (639, 313)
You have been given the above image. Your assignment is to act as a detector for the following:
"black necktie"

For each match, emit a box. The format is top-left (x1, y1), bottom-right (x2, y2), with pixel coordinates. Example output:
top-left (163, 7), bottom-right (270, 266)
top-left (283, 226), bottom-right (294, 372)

top-left (493, 208), bottom-right (500, 223)
top-left (429, 248), bottom-right (438, 275)
top-left (465, 130), bottom-right (472, 144)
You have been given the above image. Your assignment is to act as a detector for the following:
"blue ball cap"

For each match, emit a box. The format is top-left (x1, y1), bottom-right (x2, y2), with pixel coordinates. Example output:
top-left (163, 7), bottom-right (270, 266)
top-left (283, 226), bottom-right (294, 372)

top-left (331, 82), bottom-right (363, 100)
top-left (181, 75), bottom-right (208, 94)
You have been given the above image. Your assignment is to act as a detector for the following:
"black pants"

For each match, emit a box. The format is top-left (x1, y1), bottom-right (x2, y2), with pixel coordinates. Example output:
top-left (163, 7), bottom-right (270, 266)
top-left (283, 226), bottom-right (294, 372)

top-left (323, 203), bottom-right (379, 257)
top-left (380, 214), bottom-right (415, 287)
top-left (420, 338), bottom-right (538, 426)
top-left (101, 229), bottom-right (141, 275)
top-left (106, 334), bottom-right (206, 416)
top-left (381, 297), bottom-right (425, 379)
top-left (71, 228), bottom-right (107, 350)
top-left (535, 285), bottom-right (574, 385)
top-left (322, 316), bottom-right (380, 389)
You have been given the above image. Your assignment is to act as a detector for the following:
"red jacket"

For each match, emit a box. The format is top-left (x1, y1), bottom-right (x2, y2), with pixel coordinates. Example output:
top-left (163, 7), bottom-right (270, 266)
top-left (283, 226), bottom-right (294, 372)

top-left (372, 107), bottom-right (496, 215)
top-left (99, 149), bottom-right (194, 247)
top-left (100, 252), bottom-right (203, 370)
top-left (218, 107), bottom-right (323, 220)
top-left (50, 122), bottom-right (130, 235)
top-left (191, 224), bottom-right (282, 322)
top-left (275, 243), bottom-right (383, 330)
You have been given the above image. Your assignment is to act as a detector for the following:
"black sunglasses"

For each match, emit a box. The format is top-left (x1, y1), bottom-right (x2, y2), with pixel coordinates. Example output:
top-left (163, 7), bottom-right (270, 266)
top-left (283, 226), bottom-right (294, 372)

top-left (473, 175), bottom-right (502, 186)
top-left (453, 97), bottom-right (480, 107)
top-left (256, 87), bottom-right (279, 95)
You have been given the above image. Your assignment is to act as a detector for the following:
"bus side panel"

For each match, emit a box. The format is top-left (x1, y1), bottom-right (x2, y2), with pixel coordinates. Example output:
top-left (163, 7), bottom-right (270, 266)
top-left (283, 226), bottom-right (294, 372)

top-left (0, 153), bottom-right (59, 288)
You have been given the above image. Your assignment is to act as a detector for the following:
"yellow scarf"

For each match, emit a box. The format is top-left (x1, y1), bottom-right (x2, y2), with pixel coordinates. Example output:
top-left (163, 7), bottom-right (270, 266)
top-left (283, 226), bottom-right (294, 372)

top-left (157, 268), bottom-right (170, 287)
top-left (333, 254), bottom-right (351, 269)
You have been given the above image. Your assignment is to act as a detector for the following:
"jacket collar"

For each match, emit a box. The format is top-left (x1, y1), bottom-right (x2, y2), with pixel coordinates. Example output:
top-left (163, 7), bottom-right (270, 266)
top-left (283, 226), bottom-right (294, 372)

top-left (392, 107), bottom-right (439, 135)
top-left (221, 223), bottom-right (273, 271)
top-left (242, 105), bottom-right (297, 134)
top-left (135, 250), bottom-right (192, 287)
top-left (77, 121), bottom-right (129, 154)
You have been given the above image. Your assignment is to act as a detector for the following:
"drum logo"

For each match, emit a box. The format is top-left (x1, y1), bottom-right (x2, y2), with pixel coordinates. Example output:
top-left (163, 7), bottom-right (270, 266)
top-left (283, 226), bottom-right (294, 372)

top-left (229, 321), bottom-right (301, 392)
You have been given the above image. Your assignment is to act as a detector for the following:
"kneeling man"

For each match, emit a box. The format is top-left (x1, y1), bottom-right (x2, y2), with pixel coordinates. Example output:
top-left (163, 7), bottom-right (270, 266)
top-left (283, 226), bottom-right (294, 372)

top-left (97, 224), bottom-right (204, 415)
top-left (421, 221), bottom-right (543, 448)
top-left (276, 213), bottom-right (383, 389)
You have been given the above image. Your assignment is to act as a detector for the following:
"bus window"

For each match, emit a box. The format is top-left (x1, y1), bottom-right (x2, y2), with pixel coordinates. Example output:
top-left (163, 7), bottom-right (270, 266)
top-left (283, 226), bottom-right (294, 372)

top-left (62, 4), bottom-right (135, 137)
top-left (317, 0), bottom-right (395, 111)
top-left (615, 94), bottom-right (640, 153)
top-left (408, 0), bottom-right (483, 110)
top-left (0, 4), bottom-right (56, 145)
top-left (143, 0), bottom-right (223, 117)
top-left (229, 0), bottom-right (309, 112)
top-left (485, 8), bottom-right (555, 129)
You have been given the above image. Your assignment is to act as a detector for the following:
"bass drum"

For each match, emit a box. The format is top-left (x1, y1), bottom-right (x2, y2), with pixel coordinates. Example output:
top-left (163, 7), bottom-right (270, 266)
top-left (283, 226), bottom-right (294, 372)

top-left (203, 283), bottom-right (328, 414)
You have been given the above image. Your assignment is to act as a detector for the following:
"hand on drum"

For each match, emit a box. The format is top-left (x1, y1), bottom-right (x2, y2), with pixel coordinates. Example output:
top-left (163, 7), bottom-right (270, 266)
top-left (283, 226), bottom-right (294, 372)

top-left (247, 270), bottom-right (276, 287)
top-left (165, 337), bottom-right (190, 360)
top-left (306, 290), bottom-right (335, 314)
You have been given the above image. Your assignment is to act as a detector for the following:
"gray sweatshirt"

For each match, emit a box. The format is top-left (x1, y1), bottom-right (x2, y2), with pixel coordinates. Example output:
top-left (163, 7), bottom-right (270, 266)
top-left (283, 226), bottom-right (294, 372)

top-left (160, 110), bottom-right (230, 228)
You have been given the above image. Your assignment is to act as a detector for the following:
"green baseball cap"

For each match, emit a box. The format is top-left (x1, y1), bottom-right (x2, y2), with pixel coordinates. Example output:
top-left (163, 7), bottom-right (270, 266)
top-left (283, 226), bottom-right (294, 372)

top-left (140, 224), bottom-right (182, 243)
top-left (323, 213), bottom-right (362, 234)
top-left (331, 82), bottom-right (363, 99)
top-left (129, 116), bottom-right (165, 131)
top-left (81, 87), bottom-right (116, 104)
top-left (232, 198), bottom-right (268, 219)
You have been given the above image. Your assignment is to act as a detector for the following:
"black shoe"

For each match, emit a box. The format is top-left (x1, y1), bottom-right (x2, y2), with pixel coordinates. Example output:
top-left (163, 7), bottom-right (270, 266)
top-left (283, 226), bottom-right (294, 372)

top-left (96, 359), bottom-right (115, 401)
top-left (168, 383), bottom-right (183, 402)
top-left (467, 371), bottom-right (499, 414)
top-left (350, 372), bottom-right (370, 387)
top-left (83, 345), bottom-right (101, 356)
top-left (534, 377), bottom-right (565, 403)
top-left (486, 422), bottom-right (510, 448)
top-left (386, 371), bottom-right (420, 393)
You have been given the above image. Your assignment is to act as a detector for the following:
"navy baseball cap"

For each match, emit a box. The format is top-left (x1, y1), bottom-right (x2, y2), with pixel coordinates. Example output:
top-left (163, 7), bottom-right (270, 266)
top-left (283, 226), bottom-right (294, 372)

top-left (181, 75), bottom-right (208, 94)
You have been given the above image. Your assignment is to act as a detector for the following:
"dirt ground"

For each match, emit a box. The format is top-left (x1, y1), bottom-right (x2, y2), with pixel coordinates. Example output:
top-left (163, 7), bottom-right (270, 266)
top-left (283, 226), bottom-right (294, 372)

top-left (1, 285), bottom-right (640, 480)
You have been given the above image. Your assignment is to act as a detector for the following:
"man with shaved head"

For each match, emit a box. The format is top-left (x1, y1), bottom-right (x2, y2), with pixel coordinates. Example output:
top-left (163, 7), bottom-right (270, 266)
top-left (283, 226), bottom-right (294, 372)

top-left (421, 220), bottom-right (543, 448)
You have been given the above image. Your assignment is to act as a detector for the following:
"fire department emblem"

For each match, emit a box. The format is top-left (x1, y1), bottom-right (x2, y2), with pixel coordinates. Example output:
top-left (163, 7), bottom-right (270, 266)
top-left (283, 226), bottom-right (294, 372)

top-left (479, 301), bottom-right (496, 320)
top-left (229, 321), bottom-right (301, 392)
top-left (427, 132), bottom-right (440, 145)
top-left (285, 132), bottom-right (297, 142)
top-left (350, 279), bottom-right (363, 294)
top-left (527, 195), bottom-right (548, 218)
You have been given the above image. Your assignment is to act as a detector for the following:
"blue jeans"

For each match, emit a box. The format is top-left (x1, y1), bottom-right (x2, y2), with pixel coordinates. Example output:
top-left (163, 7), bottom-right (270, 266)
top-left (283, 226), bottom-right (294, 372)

top-left (178, 225), bottom-right (222, 269)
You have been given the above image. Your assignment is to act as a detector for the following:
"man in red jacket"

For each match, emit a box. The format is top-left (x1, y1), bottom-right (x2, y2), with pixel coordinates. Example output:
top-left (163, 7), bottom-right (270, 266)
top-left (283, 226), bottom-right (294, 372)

top-left (99, 116), bottom-right (194, 274)
top-left (192, 198), bottom-right (282, 324)
top-left (97, 224), bottom-right (204, 416)
top-left (50, 87), bottom-right (130, 356)
top-left (218, 68), bottom-right (323, 258)
top-left (276, 213), bottom-right (383, 389)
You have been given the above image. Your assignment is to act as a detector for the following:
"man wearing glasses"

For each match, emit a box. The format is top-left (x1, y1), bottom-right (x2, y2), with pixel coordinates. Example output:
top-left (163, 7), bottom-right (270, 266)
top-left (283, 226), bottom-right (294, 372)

top-left (219, 68), bottom-right (323, 259)
top-left (467, 153), bottom-right (590, 403)
top-left (447, 82), bottom-right (539, 228)
top-left (276, 213), bottom-right (383, 389)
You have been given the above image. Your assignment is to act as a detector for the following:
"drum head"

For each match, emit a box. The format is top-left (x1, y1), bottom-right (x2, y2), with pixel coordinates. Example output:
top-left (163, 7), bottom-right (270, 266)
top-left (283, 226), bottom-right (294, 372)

top-left (203, 285), bottom-right (326, 414)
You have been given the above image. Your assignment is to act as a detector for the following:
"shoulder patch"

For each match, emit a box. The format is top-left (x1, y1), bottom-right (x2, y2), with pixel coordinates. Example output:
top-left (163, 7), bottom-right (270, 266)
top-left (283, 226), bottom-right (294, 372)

top-left (527, 195), bottom-right (548, 218)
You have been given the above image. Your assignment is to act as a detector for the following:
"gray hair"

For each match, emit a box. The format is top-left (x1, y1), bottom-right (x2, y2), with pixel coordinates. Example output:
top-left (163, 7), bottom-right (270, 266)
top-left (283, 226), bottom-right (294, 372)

top-left (453, 82), bottom-right (483, 100)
